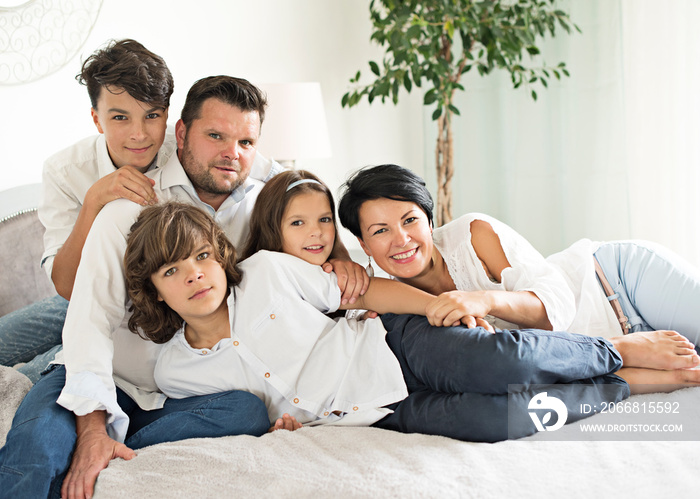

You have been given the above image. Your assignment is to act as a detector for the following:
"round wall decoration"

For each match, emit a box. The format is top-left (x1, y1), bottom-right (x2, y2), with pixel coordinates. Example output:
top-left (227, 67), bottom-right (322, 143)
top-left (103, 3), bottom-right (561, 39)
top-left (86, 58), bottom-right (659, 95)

top-left (0, 0), bottom-right (103, 85)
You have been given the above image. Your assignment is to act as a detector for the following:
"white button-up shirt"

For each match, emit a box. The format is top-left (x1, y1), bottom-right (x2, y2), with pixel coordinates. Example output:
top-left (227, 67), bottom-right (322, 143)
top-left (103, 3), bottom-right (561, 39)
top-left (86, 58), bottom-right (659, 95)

top-left (155, 251), bottom-right (408, 428)
top-left (39, 134), bottom-right (177, 279)
top-left (55, 151), bottom-right (267, 442)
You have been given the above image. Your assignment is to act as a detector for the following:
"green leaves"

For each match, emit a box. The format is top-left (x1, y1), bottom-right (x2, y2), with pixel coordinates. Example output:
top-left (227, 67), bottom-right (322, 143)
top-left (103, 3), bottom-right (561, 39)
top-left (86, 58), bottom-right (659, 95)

top-left (342, 0), bottom-right (580, 112)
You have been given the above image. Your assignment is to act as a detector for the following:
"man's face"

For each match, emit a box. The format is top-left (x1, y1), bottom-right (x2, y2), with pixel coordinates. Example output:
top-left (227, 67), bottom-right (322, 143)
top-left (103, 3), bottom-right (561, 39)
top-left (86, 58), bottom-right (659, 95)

top-left (176, 98), bottom-right (260, 210)
top-left (91, 86), bottom-right (168, 172)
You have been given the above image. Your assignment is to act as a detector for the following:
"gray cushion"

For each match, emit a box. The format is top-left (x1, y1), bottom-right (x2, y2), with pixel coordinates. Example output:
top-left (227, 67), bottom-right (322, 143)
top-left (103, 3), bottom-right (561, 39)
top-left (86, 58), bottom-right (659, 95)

top-left (0, 209), bottom-right (55, 317)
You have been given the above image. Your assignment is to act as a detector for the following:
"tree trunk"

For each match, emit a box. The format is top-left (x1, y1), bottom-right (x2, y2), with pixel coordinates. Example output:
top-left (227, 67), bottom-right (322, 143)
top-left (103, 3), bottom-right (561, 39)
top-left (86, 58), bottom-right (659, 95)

top-left (435, 110), bottom-right (454, 226)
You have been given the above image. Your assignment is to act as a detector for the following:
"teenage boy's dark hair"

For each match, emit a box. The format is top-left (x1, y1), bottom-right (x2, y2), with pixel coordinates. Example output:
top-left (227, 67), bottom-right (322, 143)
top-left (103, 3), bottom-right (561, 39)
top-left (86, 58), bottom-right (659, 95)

top-left (77, 38), bottom-right (174, 110)
top-left (180, 76), bottom-right (267, 129)
top-left (338, 164), bottom-right (435, 239)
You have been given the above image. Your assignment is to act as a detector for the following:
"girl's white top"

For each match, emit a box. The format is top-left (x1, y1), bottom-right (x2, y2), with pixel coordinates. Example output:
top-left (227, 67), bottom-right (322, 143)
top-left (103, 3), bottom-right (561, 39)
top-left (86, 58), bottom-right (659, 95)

top-left (433, 214), bottom-right (619, 338)
top-left (155, 250), bottom-right (408, 426)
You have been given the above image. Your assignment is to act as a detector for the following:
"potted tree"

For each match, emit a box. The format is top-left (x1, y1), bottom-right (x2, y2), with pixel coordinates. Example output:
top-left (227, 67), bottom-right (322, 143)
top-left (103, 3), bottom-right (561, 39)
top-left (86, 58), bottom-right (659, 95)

top-left (342, 0), bottom-right (579, 225)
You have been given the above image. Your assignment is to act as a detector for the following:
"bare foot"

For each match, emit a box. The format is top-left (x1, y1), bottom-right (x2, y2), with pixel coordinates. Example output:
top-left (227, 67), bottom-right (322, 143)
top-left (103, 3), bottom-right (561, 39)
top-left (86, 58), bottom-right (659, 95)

top-left (616, 367), bottom-right (700, 394)
top-left (610, 330), bottom-right (699, 370)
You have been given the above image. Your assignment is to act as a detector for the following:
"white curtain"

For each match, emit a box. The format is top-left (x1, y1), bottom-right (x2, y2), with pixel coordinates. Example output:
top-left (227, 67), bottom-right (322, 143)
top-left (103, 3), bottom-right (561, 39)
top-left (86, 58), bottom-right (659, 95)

top-left (422, 0), bottom-right (700, 267)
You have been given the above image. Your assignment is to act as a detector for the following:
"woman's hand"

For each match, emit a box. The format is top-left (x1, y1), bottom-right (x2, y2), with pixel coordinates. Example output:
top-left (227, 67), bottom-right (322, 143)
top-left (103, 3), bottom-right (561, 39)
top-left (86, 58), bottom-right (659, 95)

top-left (425, 291), bottom-right (495, 332)
top-left (426, 290), bottom-right (492, 324)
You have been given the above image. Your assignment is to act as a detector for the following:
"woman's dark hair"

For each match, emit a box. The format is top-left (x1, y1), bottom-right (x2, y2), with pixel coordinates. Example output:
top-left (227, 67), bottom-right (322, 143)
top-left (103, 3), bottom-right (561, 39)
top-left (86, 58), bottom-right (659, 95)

top-left (180, 75), bottom-right (267, 129)
top-left (240, 170), bottom-right (337, 260)
top-left (77, 38), bottom-right (174, 110)
top-left (338, 164), bottom-right (434, 238)
top-left (125, 202), bottom-right (242, 344)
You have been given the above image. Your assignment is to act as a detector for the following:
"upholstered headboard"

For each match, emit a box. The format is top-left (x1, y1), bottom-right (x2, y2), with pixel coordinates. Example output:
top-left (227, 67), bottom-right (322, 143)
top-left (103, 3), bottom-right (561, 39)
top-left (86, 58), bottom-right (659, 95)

top-left (0, 184), bottom-right (55, 317)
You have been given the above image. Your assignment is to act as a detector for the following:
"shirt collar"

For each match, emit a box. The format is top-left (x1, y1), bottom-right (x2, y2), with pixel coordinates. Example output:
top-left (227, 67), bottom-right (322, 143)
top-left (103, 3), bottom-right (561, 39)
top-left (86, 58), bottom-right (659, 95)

top-left (96, 135), bottom-right (118, 177)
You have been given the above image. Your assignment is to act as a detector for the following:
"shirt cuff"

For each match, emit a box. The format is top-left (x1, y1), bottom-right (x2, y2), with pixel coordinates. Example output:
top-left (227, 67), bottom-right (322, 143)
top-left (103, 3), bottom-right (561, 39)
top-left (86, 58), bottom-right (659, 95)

top-left (56, 370), bottom-right (130, 442)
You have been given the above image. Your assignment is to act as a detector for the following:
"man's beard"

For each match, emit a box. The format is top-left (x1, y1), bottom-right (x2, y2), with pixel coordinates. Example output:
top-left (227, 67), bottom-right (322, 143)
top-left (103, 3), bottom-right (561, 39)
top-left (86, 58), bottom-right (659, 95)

top-left (179, 141), bottom-right (247, 196)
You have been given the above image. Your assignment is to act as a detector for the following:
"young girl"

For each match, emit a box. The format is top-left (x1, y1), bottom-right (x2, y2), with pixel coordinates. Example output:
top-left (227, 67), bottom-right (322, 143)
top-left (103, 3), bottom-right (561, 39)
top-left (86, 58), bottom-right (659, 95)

top-left (124, 198), bottom-right (693, 442)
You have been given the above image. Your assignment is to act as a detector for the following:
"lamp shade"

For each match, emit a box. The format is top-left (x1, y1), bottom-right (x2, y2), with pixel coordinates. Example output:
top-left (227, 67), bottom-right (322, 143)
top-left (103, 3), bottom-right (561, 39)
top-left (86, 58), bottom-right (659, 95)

top-left (256, 82), bottom-right (332, 166)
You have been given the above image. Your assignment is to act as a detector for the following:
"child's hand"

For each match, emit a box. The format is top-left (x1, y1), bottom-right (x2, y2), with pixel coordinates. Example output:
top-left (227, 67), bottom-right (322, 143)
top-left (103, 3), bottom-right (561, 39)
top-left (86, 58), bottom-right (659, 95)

top-left (269, 413), bottom-right (302, 432)
top-left (322, 259), bottom-right (370, 305)
top-left (359, 310), bottom-right (379, 321)
top-left (85, 165), bottom-right (158, 210)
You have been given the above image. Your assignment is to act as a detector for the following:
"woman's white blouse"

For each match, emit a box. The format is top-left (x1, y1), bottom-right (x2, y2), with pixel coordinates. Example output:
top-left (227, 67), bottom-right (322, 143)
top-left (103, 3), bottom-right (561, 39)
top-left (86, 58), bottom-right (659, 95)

top-left (155, 250), bottom-right (408, 426)
top-left (433, 214), bottom-right (619, 337)
top-left (433, 213), bottom-right (576, 331)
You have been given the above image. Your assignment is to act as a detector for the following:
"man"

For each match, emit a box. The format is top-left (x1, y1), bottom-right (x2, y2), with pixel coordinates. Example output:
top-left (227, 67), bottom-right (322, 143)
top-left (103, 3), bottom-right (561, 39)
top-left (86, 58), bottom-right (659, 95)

top-left (0, 75), bottom-right (368, 498)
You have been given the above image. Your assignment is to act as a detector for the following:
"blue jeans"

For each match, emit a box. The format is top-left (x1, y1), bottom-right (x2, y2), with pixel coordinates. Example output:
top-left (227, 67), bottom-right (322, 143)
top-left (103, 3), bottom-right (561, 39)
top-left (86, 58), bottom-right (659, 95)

top-left (373, 314), bottom-right (630, 442)
top-left (595, 241), bottom-right (700, 351)
top-left (0, 365), bottom-right (270, 498)
top-left (0, 295), bottom-right (67, 382)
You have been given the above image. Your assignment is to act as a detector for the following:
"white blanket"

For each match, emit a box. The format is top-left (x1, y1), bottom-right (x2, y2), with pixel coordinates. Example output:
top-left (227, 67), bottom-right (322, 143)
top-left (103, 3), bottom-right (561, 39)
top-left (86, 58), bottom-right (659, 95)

top-left (1, 367), bottom-right (697, 498)
top-left (95, 386), bottom-right (700, 498)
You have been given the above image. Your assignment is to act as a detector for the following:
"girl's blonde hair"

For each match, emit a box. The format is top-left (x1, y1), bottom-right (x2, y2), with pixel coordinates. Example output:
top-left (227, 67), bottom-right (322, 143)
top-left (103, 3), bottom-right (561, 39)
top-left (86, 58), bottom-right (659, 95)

top-left (240, 170), bottom-right (337, 260)
top-left (125, 202), bottom-right (242, 344)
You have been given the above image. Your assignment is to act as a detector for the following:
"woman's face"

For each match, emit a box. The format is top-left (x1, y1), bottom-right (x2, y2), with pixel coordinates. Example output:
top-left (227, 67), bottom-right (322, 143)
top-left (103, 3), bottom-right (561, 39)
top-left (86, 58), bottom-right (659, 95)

top-left (357, 198), bottom-right (433, 280)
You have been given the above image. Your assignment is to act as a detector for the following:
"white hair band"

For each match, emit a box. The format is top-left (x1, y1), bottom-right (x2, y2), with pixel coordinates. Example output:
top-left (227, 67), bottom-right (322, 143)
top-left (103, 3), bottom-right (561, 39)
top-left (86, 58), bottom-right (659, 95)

top-left (286, 179), bottom-right (322, 192)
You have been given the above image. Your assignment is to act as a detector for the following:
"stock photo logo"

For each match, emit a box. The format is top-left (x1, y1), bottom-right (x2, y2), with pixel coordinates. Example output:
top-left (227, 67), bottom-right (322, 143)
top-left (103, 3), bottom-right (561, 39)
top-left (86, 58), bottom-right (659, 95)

top-left (528, 392), bottom-right (568, 432)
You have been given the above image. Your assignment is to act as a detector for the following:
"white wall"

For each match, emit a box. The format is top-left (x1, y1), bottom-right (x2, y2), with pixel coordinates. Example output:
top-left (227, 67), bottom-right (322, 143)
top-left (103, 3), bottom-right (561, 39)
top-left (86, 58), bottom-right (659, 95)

top-left (0, 0), bottom-right (424, 253)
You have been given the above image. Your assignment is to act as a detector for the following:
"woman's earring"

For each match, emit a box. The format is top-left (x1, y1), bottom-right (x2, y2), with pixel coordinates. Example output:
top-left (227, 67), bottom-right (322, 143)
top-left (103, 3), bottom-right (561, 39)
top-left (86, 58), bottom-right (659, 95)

top-left (366, 256), bottom-right (375, 278)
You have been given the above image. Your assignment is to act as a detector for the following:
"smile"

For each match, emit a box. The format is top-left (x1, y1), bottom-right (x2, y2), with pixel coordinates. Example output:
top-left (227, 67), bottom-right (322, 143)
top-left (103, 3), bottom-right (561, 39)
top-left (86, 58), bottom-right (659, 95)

top-left (391, 248), bottom-right (417, 261)
top-left (304, 245), bottom-right (325, 253)
top-left (127, 146), bottom-right (152, 154)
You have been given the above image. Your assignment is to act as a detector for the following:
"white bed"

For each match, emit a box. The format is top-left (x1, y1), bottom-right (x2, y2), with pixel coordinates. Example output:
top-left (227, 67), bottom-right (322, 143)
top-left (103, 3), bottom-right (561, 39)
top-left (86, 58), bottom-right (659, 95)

top-left (2, 366), bottom-right (697, 498)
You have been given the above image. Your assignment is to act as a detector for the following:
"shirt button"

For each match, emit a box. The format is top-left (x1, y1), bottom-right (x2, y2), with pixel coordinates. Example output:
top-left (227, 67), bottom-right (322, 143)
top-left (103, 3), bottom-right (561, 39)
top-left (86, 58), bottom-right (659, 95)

top-left (323, 411), bottom-right (329, 416)
top-left (264, 372), bottom-right (270, 378)
top-left (201, 350), bottom-right (208, 355)
top-left (233, 341), bottom-right (239, 346)
top-left (353, 406), bottom-right (359, 411)
top-left (293, 398), bottom-right (300, 404)
top-left (270, 313), bottom-right (276, 319)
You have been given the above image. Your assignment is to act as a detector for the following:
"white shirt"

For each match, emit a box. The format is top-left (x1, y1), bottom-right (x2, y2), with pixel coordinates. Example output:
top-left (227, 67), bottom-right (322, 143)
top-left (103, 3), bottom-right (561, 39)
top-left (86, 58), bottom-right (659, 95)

top-left (546, 239), bottom-right (619, 338)
top-left (38, 132), bottom-right (282, 279)
top-left (39, 134), bottom-right (177, 279)
top-left (433, 213), bottom-right (618, 337)
top-left (434, 213), bottom-right (577, 331)
top-left (55, 151), bottom-right (270, 442)
top-left (155, 251), bottom-right (408, 428)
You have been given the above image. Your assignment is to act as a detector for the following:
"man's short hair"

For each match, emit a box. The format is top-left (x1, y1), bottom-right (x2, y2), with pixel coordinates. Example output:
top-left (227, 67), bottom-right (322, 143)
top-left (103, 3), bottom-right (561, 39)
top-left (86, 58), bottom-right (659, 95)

top-left (180, 76), bottom-right (267, 128)
top-left (76, 38), bottom-right (174, 110)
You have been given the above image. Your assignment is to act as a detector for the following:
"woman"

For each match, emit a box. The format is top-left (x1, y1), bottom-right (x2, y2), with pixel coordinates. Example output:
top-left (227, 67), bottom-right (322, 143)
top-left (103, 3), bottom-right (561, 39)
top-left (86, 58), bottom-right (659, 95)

top-left (338, 164), bottom-right (700, 365)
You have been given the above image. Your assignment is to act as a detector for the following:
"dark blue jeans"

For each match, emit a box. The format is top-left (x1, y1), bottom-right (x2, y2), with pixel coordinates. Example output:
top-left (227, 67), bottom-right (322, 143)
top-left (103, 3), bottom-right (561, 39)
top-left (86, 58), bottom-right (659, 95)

top-left (0, 295), bottom-right (67, 382)
top-left (0, 365), bottom-right (270, 498)
top-left (373, 314), bottom-right (630, 442)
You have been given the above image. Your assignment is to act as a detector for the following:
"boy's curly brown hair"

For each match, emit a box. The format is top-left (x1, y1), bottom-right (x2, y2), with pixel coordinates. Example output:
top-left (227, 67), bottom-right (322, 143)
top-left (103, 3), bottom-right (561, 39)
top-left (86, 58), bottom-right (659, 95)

top-left (125, 202), bottom-right (242, 344)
